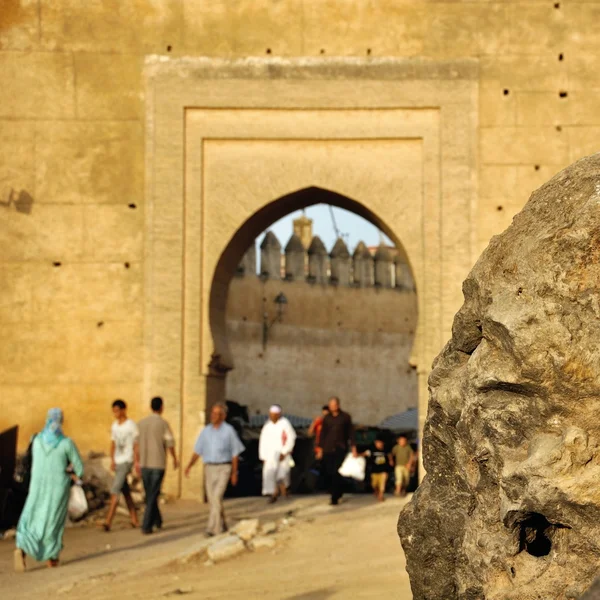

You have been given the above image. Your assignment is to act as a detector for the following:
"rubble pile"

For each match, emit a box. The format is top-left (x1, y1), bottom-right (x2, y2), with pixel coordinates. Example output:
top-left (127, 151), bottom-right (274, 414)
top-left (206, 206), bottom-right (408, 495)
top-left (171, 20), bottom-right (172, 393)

top-left (176, 516), bottom-right (292, 566)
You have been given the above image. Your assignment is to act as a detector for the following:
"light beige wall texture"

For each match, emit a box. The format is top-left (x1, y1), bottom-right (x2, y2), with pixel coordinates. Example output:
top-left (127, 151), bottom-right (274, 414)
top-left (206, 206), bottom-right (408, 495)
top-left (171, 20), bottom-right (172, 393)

top-left (1, 1), bottom-right (597, 497)
top-left (225, 275), bottom-right (418, 427)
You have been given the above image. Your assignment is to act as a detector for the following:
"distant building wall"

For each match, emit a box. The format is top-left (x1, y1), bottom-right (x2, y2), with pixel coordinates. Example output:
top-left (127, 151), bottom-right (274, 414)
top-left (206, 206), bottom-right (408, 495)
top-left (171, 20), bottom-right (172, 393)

top-left (225, 234), bottom-right (418, 425)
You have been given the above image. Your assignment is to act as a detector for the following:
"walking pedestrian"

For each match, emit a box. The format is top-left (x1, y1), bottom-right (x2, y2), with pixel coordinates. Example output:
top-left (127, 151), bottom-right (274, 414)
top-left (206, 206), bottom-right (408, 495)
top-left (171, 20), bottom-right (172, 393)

top-left (361, 435), bottom-right (389, 502)
top-left (307, 405), bottom-right (329, 457)
top-left (184, 403), bottom-right (244, 537)
top-left (102, 399), bottom-right (140, 532)
top-left (14, 408), bottom-right (84, 571)
top-left (259, 405), bottom-right (296, 503)
top-left (389, 435), bottom-right (414, 497)
top-left (316, 397), bottom-right (357, 506)
top-left (138, 396), bottom-right (178, 534)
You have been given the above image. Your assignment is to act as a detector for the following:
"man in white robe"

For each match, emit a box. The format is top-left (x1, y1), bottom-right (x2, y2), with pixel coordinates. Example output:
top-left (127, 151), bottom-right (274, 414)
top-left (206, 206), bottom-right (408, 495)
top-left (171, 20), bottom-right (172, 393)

top-left (259, 405), bottom-right (297, 503)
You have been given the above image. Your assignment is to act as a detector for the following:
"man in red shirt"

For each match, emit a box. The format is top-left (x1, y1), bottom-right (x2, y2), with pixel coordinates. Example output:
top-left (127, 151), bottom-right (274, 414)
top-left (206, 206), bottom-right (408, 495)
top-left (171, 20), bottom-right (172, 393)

top-left (308, 405), bottom-right (330, 456)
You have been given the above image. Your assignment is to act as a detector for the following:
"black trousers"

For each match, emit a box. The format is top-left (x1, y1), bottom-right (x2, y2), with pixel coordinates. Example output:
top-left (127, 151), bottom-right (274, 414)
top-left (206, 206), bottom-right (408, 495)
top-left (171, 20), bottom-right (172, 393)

top-left (323, 448), bottom-right (347, 503)
top-left (141, 468), bottom-right (165, 533)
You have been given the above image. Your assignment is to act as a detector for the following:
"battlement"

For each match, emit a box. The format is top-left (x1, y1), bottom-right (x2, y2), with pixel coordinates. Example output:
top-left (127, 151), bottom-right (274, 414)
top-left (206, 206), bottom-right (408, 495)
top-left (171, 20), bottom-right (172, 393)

top-left (236, 231), bottom-right (415, 291)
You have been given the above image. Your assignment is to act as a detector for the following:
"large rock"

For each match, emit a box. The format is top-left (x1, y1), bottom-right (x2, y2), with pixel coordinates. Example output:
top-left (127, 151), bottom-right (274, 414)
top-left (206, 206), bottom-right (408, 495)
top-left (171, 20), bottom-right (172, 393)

top-left (399, 154), bottom-right (600, 599)
top-left (231, 518), bottom-right (259, 542)
top-left (207, 535), bottom-right (246, 562)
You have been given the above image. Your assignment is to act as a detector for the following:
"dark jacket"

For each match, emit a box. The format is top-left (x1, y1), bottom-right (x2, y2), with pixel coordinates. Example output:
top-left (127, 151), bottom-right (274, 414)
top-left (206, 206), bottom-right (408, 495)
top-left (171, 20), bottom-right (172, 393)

top-left (319, 410), bottom-right (355, 454)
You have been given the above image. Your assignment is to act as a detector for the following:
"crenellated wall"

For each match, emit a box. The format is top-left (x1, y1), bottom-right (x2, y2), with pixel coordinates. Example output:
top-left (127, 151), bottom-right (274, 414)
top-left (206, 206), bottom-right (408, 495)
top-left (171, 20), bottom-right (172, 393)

top-left (226, 232), bottom-right (418, 425)
top-left (241, 232), bottom-right (415, 290)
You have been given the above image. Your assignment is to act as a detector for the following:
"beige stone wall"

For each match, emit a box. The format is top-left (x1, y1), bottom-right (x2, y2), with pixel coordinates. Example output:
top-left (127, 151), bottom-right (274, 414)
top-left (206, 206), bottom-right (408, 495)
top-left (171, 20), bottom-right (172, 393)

top-left (225, 275), bottom-right (418, 426)
top-left (1, 1), bottom-right (598, 496)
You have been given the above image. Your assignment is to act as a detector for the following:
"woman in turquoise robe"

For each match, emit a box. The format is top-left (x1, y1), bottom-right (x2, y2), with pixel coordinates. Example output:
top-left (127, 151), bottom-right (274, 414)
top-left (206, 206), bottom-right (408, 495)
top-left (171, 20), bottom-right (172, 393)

top-left (14, 408), bottom-right (84, 570)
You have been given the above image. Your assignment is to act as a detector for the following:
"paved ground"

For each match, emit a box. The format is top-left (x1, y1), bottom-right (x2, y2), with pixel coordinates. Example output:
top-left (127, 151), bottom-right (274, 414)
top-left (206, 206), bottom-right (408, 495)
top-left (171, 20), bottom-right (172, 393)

top-left (0, 494), bottom-right (414, 599)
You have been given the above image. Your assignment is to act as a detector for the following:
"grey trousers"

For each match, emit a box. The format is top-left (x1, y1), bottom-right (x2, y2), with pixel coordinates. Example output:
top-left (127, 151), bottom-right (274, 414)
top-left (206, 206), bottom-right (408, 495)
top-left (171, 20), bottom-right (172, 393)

top-left (205, 464), bottom-right (231, 535)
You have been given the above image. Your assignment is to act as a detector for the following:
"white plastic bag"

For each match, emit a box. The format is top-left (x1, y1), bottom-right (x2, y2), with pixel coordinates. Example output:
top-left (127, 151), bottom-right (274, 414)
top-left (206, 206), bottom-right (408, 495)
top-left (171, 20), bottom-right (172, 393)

top-left (338, 453), bottom-right (366, 481)
top-left (68, 484), bottom-right (88, 521)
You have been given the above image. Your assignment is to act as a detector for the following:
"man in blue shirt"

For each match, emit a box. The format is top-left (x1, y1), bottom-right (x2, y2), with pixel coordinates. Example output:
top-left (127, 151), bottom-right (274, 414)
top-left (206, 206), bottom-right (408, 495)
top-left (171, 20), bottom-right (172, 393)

top-left (185, 403), bottom-right (245, 536)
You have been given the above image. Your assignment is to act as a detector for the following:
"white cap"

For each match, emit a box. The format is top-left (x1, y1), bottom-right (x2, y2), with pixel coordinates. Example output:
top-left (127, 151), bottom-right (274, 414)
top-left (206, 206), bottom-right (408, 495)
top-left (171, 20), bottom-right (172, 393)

top-left (269, 404), bottom-right (282, 414)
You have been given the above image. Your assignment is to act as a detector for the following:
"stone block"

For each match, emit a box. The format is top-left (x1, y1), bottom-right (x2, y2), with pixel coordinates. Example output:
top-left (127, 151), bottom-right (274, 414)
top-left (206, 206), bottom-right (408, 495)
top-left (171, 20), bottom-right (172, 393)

top-left (302, 1), bottom-right (424, 56)
top-left (249, 535), bottom-right (276, 551)
top-left (516, 92), bottom-right (569, 127)
top-left (480, 56), bottom-right (567, 92)
top-left (184, 0), bottom-right (302, 56)
top-left (567, 127), bottom-right (600, 162)
top-left (565, 2), bottom-right (600, 52)
top-left (0, 204), bottom-right (84, 261)
top-left (231, 518), bottom-right (259, 542)
top-left (35, 121), bottom-right (143, 205)
top-left (206, 535), bottom-right (246, 562)
top-left (0, 0), bottom-right (39, 50)
top-left (479, 85), bottom-right (516, 127)
top-left (41, 0), bottom-right (182, 52)
top-left (0, 263), bottom-right (31, 323)
top-left (506, 3), bottom-right (566, 55)
top-left (480, 127), bottom-right (568, 166)
top-left (74, 53), bottom-right (143, 120)
top-left (479, 166), bottom-right (517, 200)
top-left (260, 521), bottom-right (278, 536)
top-left (29, 262), bottom-right (143, 322)
top-left (176, 536), bottom-right (216, 564)
top-left (82, 205), bottom-right (143, 261)
top-left (0, 53), bottom-right (74, 119)
top-left (0, 121), bottom-right (35, 204)
top-left (423, 4), bottom-right (510, 58)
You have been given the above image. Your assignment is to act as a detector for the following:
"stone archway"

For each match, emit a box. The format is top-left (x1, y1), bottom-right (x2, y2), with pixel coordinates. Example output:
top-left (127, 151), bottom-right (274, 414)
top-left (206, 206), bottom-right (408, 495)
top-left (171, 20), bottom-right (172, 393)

top-left (143, 57), bottom-right (478, 498)
top-left (208, 186), bottom-right (418, 431)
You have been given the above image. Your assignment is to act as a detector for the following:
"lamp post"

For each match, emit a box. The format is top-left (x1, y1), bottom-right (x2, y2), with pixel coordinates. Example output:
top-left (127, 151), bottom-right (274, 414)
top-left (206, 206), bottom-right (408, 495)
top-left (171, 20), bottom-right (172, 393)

top-left (262, 292), bottom-right (288, 350)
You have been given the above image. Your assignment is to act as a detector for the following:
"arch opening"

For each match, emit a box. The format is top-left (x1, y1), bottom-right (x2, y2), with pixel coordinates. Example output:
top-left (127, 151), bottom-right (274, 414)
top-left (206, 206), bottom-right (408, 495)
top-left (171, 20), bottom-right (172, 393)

top-left (209, 186), bottom-right (417, 373)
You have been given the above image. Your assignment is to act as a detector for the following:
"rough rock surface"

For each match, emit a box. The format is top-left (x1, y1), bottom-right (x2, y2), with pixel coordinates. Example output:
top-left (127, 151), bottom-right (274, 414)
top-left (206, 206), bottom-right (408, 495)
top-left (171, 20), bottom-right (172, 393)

top-left (399, 154), bottom-right (600, 600)
top-left (231, 518), bottom-right (259, 542)
top-left (207, 535), bottom-right (246, 562)
top-left (249, 535), bottom-right (277, 551)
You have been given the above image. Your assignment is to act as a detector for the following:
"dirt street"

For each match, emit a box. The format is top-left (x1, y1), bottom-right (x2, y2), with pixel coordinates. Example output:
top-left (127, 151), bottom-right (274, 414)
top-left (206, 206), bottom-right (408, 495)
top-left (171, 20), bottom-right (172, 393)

top-left (0, 494), bottom-right (413, 599)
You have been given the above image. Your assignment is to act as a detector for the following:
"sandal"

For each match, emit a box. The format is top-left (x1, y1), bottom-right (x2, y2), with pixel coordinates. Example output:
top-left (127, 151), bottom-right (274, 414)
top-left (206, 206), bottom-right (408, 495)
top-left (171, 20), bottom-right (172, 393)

top-left (13, 549), bottom-right (26, 573)
top-left (47, 558), bottom-right (59, 568)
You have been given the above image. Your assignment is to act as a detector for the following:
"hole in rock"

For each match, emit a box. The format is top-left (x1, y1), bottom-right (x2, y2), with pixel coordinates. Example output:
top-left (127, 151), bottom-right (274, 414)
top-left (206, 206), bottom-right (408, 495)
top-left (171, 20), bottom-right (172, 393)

top-left (535, 164), bottom-right (540, 171)
top-left (266, 48), bottom-right (272, 54)
top-left (503, 89), bottom-right (510, 96)
top-left (124, 262), bottom-right (130, 269)
top-left (558, 53), bottom-right (564, 61)
top-left (517, 286), bottom-right (523, 296)
top-left (53, 261), bottom-right (61, 267)
top-left (559, 91), bottom-right (568, 98)
top-left (554, 2), bottom-right (560, 8)
top-left (97, 321), bottom-right (104, 328)
top-left (497, 205), bottom-right (503, 211)
top-left (518, 513), bottom-right (555, 557)
top-left (366, 48), bottom-right (372, 55)
top-left (128, 203), bottom-right (137, 209)
top-left (167, 45), bottom-right (172, 52)
top-left (336, 359), bottom-right (341, 364)
top-left (556, 125), bottom-right (562, 131)
top-left (320, 49), bottom-right (325, 54)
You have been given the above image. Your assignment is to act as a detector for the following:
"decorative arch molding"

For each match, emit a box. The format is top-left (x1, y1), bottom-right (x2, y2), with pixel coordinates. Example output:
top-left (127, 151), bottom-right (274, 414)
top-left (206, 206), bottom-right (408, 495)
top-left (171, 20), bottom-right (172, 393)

top-left (144, 57), bottom-right (478, 498)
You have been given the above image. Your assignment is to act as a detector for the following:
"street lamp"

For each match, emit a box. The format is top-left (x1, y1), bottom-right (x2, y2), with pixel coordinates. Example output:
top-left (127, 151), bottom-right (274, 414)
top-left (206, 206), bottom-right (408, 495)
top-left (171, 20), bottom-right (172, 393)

top-left (262, 292), bottom-right (288, 350)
